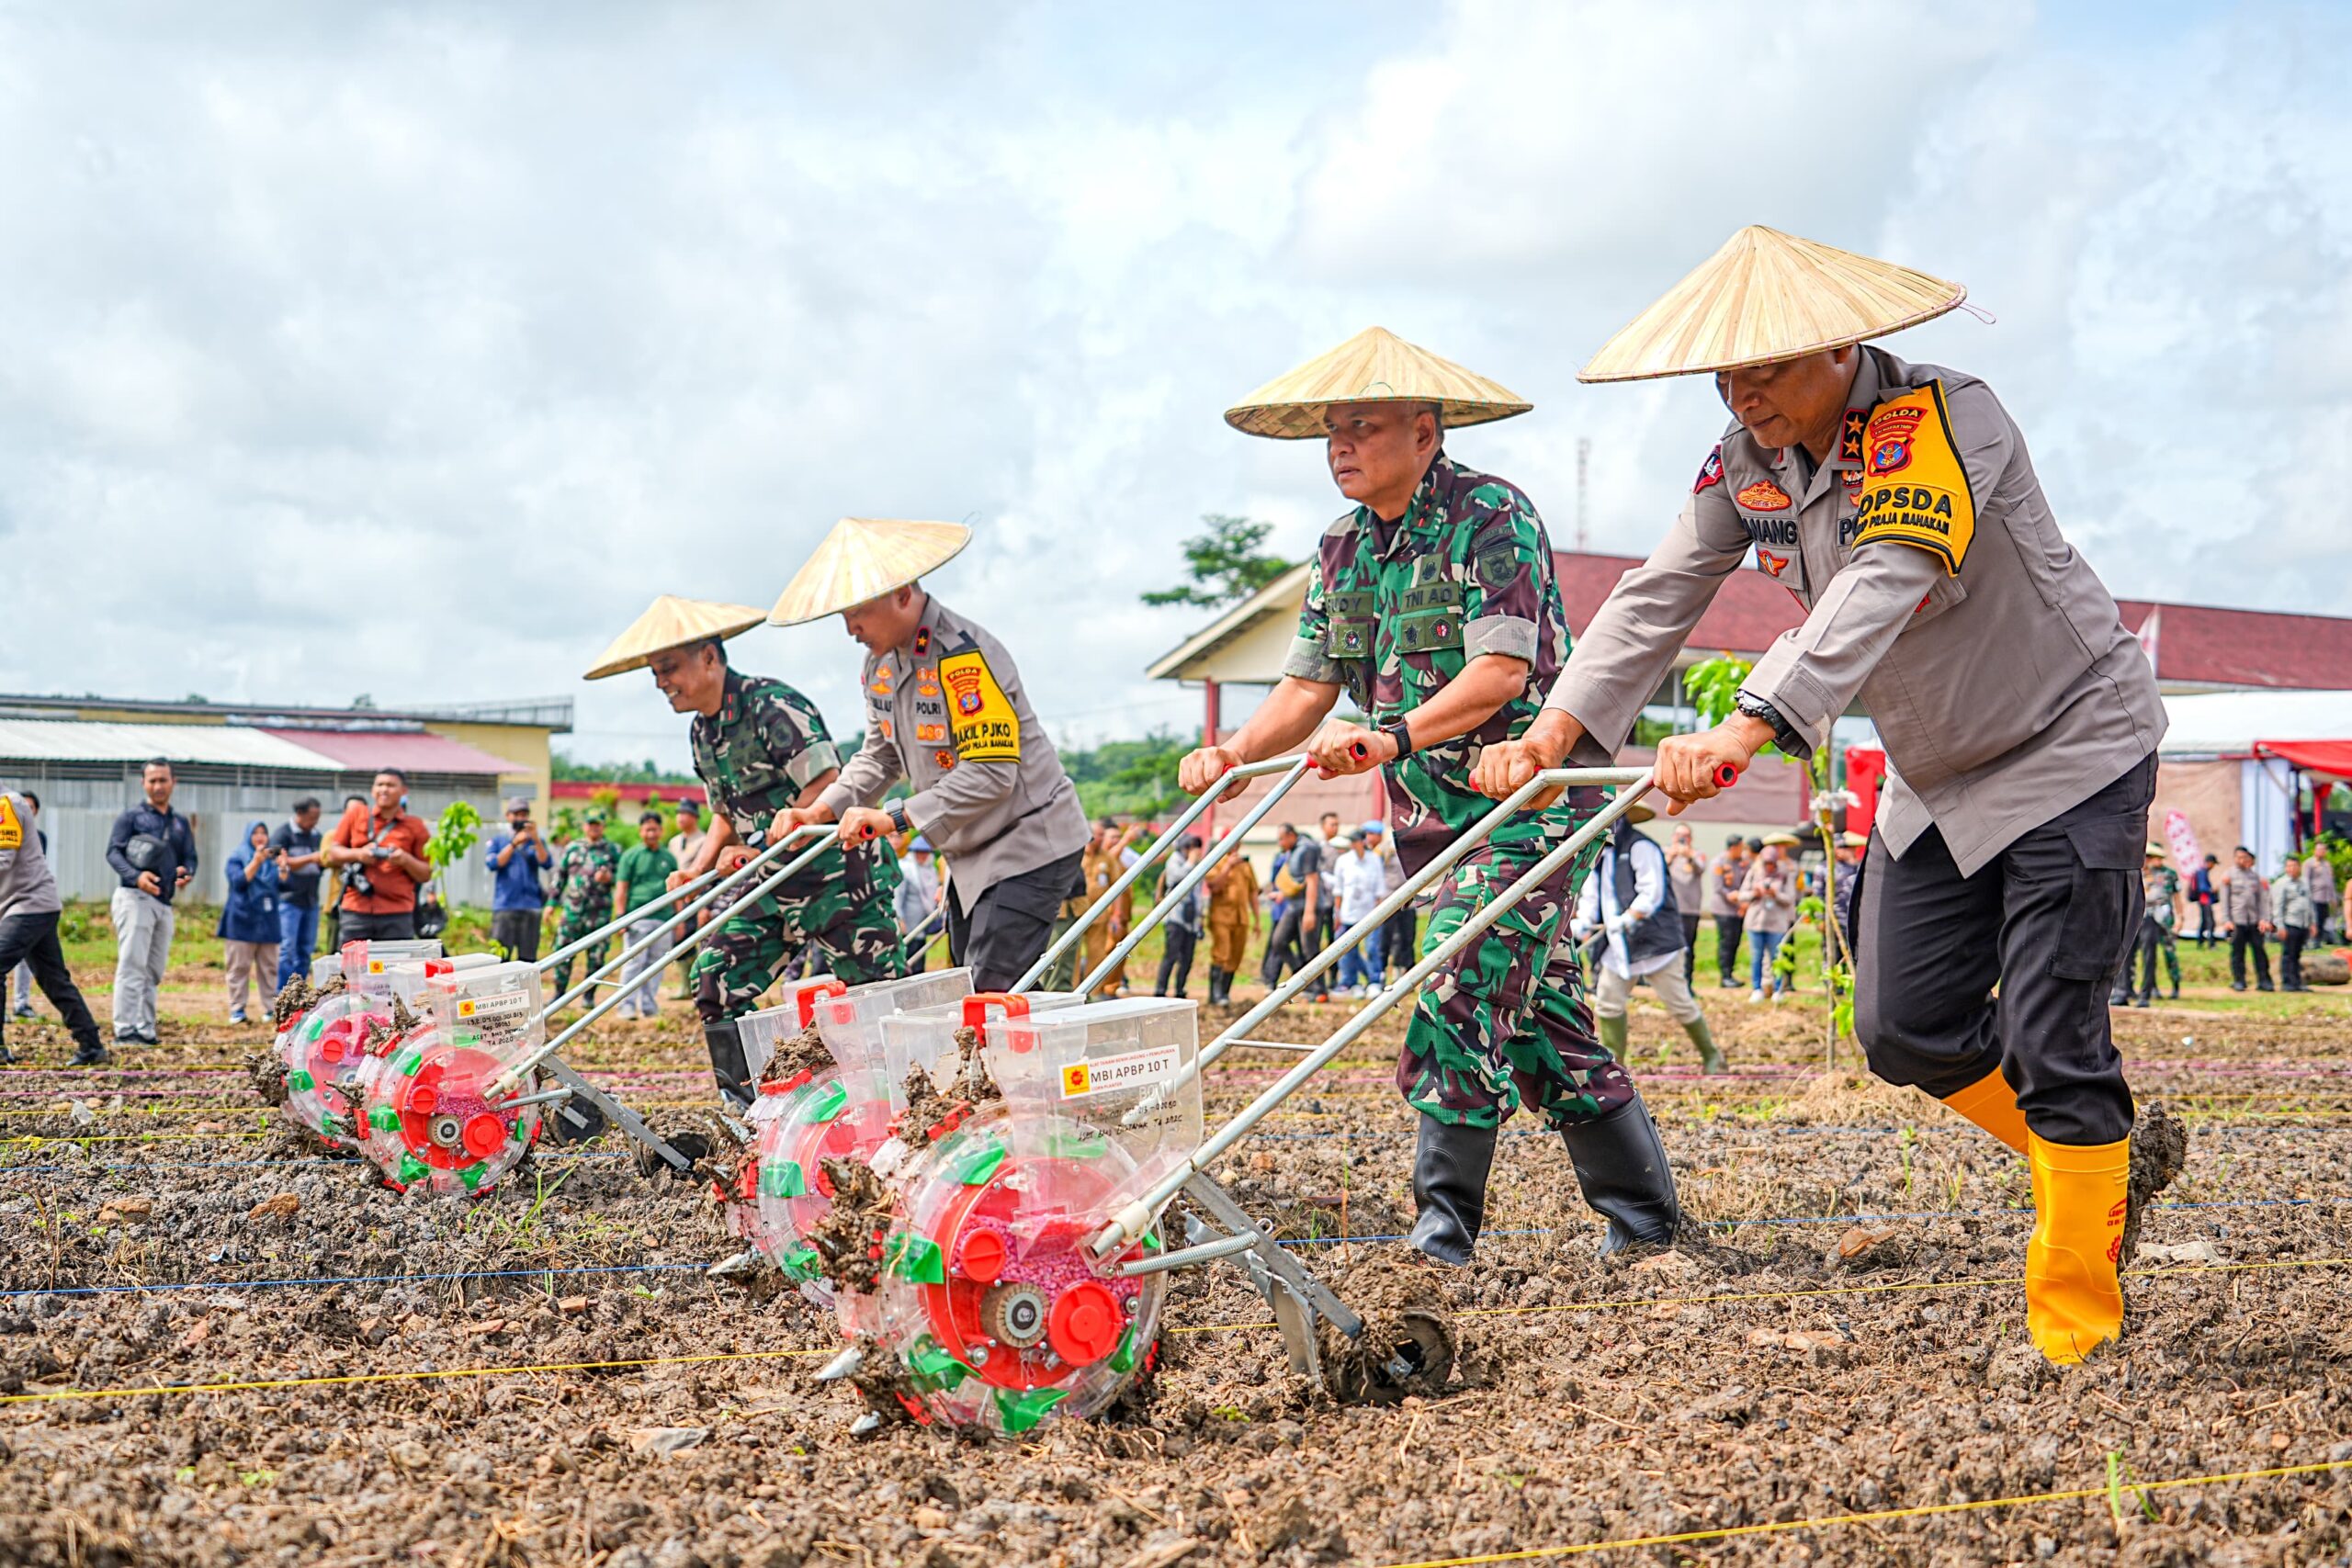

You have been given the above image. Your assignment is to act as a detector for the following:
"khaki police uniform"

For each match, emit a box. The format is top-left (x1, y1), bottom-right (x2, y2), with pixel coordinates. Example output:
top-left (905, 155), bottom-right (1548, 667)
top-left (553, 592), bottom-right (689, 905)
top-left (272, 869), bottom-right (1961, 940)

top-left (818, 595), bottom-right (1091, 991)
top-left (1549, 345), bottom-right (2164, 1146)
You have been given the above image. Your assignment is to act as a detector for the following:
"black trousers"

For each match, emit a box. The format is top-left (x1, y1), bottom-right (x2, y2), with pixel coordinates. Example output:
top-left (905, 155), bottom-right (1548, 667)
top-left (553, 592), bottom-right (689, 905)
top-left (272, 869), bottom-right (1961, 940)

top-left (2191, 902), bottom-right (2216, 944)
top-left (2134, 918), bottom-right (2179, 998)
top-left (2279, 925), bottom-right (2307, 989)
top-left (339, 908), bottom-right (419, 944)
top-left (947, 849), bottom-right (1085, 994)
top-left (2230, 923), bottom-right (2272, 988)
top-left (1851, 755), bottom-right (2153, 1147)
top-left (1155, 925), bottom-right (1197, 997)
top-left (1260, 907), bottom-right (1329, 992)
top-left (0, 913), bottom-right (102, 1054)
top-left (1679, 914), bottom-right (1702, 986)
top-left (491, 908), bottom-right (543, 964)
top-left (1382, 906), bottom-right (1419, 978)
top-left (1713, 914), bottom-right (1744, 985)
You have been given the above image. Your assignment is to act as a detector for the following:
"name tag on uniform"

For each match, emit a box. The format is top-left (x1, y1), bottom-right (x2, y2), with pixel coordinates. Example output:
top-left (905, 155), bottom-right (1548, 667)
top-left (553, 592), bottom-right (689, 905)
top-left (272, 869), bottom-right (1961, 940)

top-left (1739, 513), bottom-right (1807, 594)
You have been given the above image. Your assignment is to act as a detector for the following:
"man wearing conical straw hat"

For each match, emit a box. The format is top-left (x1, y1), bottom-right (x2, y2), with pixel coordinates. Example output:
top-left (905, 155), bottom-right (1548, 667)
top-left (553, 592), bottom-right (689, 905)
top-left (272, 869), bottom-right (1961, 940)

top-left (582, 595), bottom-right (906, 1106)
top-left (1476, 227), bottom-right (2185, 1365)
top-left (769, 519), bottom-right (1091, 993)
top-left (1181, 326), bottom-right (1683, 1265)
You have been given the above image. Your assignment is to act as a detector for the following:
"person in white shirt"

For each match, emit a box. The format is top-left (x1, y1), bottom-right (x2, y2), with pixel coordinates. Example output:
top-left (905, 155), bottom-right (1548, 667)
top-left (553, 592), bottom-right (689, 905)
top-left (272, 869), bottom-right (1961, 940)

top-left (1330, 826), bottom-right (1392, 996)
top-left (1570, 809), bottom-right (1724, 1073)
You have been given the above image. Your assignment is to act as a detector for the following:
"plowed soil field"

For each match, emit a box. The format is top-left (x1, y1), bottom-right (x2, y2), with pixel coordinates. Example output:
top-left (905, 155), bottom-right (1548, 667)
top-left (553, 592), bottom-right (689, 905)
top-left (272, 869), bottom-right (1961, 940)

top-left (3, 978), bottom-right (2350, 1568)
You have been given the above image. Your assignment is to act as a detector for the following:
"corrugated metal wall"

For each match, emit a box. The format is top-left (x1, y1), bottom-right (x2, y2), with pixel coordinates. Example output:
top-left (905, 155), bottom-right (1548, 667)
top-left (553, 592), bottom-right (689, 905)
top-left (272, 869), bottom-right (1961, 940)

top-left (4, 761), bottom-right (521, 909)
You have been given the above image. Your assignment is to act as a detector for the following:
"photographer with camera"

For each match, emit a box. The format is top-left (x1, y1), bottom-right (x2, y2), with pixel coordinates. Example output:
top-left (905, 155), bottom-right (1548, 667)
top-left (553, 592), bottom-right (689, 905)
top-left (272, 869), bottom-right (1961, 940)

top-left (324, 769), bottom-right (433, 943)
top-left (105, 758), bottom-right (197, 1046)
top-left (482, 795), bottom-right (553, 962)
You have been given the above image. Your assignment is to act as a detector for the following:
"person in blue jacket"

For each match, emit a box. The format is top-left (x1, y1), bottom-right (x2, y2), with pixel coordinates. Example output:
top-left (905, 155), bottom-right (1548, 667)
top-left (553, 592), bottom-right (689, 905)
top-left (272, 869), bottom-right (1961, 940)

top-left (218, 819), bottom-right (283, 1025)
top-left (482, 797), bottom-right (554, 962)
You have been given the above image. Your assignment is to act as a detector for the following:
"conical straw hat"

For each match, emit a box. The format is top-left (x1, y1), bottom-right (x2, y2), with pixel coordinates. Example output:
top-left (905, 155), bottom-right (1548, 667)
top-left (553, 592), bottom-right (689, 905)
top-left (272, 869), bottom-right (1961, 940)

top-left (768, 517), bottom-right (972, 626)
top-left (1578, 227), bottom-right (1966, 383)
top-left (1225, 326), bottom-right (1532, 440)
top-left (582, 595), bottom-right (769, 681)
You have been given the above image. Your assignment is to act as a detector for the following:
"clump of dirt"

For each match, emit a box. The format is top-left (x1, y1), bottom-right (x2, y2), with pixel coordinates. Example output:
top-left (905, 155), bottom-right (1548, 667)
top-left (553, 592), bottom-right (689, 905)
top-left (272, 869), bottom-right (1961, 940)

top-left (2124, 1098), bottom-right (2190, 1268)
top-left (755, 1022), bottom-right (834, 1089)
top-left (243, 1047), bottom-right (288, 1108)
top-left (895, 1024), bottom-right (1000, 1146)
top-left (1315, 1252), bottom-right (1457, 1404)
top-left (267, 972), bottom-right (343, 1032)
top-left (808, 1156), bottom-right (895, 1296)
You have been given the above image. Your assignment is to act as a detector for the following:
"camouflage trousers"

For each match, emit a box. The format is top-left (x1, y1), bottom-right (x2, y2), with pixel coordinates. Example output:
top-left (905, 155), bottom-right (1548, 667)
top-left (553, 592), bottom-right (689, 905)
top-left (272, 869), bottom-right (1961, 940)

top-left (1397, 831), bottom-right (1638, 1132)
top-left (548, 910), bottom-right (610, 1004)
top-left (692, 849), bottom-right (907, 1021)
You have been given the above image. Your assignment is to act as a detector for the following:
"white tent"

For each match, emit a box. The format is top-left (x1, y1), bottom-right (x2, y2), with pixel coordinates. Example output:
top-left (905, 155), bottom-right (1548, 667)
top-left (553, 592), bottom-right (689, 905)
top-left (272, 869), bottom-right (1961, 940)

top-left (2158, 690), bottom-right (2352, 756)
top-left (2153, 691), bottom-right (2352, 876)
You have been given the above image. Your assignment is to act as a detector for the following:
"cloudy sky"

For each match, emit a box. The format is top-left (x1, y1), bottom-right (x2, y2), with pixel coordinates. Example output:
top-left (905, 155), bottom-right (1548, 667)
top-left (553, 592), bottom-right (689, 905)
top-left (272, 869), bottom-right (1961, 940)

top-left (2, 1), bottom-right (2346, 768)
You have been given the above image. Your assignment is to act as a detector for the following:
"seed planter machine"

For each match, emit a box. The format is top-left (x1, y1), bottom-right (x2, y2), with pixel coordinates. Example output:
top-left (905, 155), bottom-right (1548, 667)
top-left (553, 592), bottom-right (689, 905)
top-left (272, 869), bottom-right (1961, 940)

top-left (717, 756), bottom-right (1713, 1435)
top-left (267, 827), bottom-right (852, 1190)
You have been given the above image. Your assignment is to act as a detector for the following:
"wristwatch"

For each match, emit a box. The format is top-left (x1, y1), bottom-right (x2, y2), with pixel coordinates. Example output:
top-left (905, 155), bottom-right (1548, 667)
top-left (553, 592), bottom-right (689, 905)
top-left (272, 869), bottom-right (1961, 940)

top-left (1382, 717), bottom-right (1415, 761)
top-left (1736, 691), bottom-right (1807, 757)
top-left (888, 801), bottom-right (912, 836)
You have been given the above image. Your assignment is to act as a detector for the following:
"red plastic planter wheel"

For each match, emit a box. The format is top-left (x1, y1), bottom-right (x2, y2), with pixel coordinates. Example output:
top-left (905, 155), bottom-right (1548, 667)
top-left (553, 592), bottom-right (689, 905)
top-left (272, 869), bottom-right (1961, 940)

top-left (390, 1045), bottom-right (523, 1173)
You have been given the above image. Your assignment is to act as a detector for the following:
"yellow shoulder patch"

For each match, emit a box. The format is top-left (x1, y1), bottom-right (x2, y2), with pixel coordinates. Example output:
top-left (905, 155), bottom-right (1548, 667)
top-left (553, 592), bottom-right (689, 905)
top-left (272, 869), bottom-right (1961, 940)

top-left (0, 796), bottom-right (17, 852)
top-left (1852, 380), bottom-right (1976, 575)
top-left (941, 649), bottom-right (1021, 764)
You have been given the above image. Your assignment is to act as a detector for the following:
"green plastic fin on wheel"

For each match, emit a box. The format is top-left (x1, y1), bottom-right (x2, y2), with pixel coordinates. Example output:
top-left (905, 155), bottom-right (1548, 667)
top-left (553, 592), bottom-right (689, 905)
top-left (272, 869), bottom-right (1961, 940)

top-left (808, 1080), bottom-right (850, 1122)
top-left (953, 1139), bottom-right (1006, 1186)
top-left (1108, 1325), bottom-right (1137, 1374)
top-left (368, 1105), bottom-right (401, 1133)
top-left (303, 1016), bottom-right (325, 1043)
top-left (458, 1162), bottom-right (484, 1192)
top-left (780, 1246), bottom-right (820, 1282)
top-left (398, 1153), bottom-right (428, 1183)
top-left (760, 1159), bottom-right (807, 1199)
top-left (907, 1336), bottom-right (970, 1392)
top-left (994, 1386), bottom-right (1067, 1435)
top-left (885, 1232), bottom-right (945, 1284)
top-left (396, 1050), bottom-right (424, 1077)
top-left (288, 1069), bottom-right (315, 1093)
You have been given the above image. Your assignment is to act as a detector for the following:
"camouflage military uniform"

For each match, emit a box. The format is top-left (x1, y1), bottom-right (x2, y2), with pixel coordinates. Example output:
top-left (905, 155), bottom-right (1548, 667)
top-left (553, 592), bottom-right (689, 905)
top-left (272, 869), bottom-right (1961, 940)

top-left (548, 835), bottom-right (621, 999)
top-left (1284, 452), bottom-right (1636, 1131)
top-left (691, 669), bottom-right (905, 1021)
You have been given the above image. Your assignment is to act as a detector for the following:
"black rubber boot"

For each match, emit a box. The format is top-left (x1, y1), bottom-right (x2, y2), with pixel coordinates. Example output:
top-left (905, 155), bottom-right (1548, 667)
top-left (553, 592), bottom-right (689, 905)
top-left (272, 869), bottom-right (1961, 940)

top-left (1559, 1097), bottom-right (1680, 1256)
top-left (70, 1035), bottom-right (111, 1068)
top-left (1208, 966), bottom-right (1228, 1005)
top-left (703, 1019), bottom-right (752, 1110)
top-left (1405, 1115), bottom-right (1498, 1266)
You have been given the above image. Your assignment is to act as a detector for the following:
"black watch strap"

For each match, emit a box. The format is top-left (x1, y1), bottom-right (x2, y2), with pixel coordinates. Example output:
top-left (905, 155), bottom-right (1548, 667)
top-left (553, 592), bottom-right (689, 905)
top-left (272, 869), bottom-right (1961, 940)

top-left (888, 801), bottom-right (911, 835)
top-left (1736, 693), bottom-right (1804, 755)
top-left (1383, 718), bottom-right (1415, 760)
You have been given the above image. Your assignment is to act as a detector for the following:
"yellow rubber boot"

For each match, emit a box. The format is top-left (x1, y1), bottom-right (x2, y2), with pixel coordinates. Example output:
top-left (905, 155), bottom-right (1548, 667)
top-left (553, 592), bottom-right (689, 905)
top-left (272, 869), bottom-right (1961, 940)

top-left (1939, 1068), bottom-right (2030, 1156)
top-left (2025, 1132), bottom-right (2131, 1365)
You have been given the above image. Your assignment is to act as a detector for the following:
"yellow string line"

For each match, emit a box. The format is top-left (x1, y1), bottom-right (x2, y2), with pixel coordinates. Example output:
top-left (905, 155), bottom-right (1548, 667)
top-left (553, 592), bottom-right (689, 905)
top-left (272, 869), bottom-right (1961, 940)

top-left (0, 1344), bottom-right (835, 1404)
top-left (1366, 1457), bottom-right (2352, 1568)
top-left (1167, 1255), bottom-right (2352, 1336)
top-left (7, 1258), bottom-right (2348, 1407)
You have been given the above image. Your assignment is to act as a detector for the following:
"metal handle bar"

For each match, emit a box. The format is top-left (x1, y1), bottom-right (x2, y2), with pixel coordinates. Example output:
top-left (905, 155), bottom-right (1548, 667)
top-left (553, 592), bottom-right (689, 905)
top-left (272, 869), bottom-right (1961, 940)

top-left (1011, 751), bottom-right (1311, 993)
top-left (1070, 757), bottom-right (1313, 998)
top-left (487, 826), bottom-right (836, 1093)
top-left (535, 867), bottom-right (722, 973)
top-left (1091, 765), bottom-right (1667, 1258)
top-left (537, 832), bottom-right (820, 1012)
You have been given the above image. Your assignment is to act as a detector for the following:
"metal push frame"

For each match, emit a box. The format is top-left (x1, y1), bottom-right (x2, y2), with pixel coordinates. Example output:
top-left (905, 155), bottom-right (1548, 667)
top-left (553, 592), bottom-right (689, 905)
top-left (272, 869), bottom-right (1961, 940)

top-left (989, 754), bottom-right (1673, 1391)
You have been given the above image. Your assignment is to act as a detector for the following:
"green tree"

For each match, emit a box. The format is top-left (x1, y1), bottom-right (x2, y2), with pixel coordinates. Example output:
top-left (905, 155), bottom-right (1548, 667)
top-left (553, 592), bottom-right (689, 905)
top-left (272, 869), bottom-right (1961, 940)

top-left (550, 750), bottom-right (698, 785)
top-left (1141, 514), bottom-right (1296, 610)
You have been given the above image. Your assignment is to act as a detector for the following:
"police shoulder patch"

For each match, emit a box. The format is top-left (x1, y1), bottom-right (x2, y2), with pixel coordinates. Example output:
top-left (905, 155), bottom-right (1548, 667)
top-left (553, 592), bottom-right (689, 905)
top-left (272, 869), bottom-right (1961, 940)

top-left (940, 649), bottom-right (1020, 764)
top-left (1693, 446), bottom-right (1724, 493)
top-left (1852, 380), bottom-right (1977, 575)
top-left (0, 795), bottom-right (18, 852)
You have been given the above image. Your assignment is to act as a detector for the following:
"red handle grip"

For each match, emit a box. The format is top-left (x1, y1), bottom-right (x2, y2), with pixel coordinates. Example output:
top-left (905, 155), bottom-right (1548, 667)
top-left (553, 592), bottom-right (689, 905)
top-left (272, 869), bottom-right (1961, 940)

top-left (794, 976), bottom-right (849, 1028)
top-left (852, 818), bottom-right (881, 842)
top-left (1351, 741), bottom-right (1370, 760)
top-left (1712, 761), bottom-right (1740, 788)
